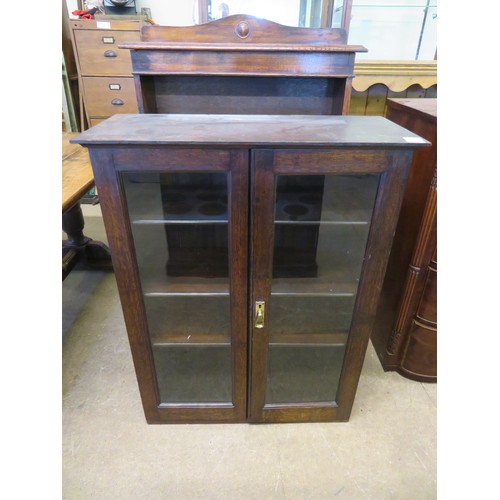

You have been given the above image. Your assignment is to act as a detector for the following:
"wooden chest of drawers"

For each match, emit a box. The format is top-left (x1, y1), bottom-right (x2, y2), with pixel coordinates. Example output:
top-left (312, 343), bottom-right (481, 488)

top-left (371, 98), bottom-right (437, 382)
top-left (69, 19), bottom-right (143, 129)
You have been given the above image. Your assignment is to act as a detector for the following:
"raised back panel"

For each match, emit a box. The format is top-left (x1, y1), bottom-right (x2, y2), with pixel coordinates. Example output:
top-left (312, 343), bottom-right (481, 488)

top-left (140, 14), bottom-right (348, 45)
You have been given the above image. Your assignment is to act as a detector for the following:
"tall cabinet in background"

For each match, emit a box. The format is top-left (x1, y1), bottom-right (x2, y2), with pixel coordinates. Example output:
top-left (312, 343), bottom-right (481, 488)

top-left (371, 98), bottom-right (437, 382)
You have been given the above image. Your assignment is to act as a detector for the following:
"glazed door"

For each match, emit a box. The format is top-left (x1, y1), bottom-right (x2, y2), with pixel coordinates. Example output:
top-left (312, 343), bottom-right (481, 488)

top-left (248, 148), bottom-right (410, 422)
top-left (91, 147), bottom-right (249, 423)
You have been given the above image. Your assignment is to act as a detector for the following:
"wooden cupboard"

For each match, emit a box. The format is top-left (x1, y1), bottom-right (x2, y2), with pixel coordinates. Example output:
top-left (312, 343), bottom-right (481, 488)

top-left (72, 113), bottom-right (429, 423)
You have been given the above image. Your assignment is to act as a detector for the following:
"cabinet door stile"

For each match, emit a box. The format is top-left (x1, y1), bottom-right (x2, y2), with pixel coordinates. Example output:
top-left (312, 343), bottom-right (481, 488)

top-left (88, 147), bottom-right (161, 423)
top-left (227, 150), bottom-right (250, 420)
top-left (248, 150), bottom-right (276, 421)
top-left (334, 149), bottom-right (413, 420)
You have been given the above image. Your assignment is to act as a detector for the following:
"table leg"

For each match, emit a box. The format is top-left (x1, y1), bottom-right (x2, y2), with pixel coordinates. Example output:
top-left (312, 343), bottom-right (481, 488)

top-left (62, 202), bottom-right (112, 280)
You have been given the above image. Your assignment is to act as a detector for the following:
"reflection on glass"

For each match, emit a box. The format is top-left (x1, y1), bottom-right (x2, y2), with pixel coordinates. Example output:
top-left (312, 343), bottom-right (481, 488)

top-left (265, 174), bottom-right (380, 404)
top-left (331, 0), bottom-right (345, 29)
top-left (121, 172), bottom-right (232, 404)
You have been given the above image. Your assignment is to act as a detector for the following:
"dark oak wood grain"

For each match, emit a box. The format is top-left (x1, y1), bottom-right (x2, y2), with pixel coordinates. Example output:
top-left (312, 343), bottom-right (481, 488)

top-left (138, 14), bottom-right (352, 46)
top-left (71, 114), bottom-right (429, 149)
top-left (71, 10), bottom-right (430, 422)
top-left (87, 145), bottom-right (249, 423)
top-left (74, 114), bottom-right (426, 423)
top-left (118, 14), bottom-right (366, 117)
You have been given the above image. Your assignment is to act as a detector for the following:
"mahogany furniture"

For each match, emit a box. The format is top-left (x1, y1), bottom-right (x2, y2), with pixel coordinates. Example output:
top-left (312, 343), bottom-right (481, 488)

top-left (72, 113), bottom-right (428, 423)
top-left (371, 98), bottom-right (437, 382)
top-left (62, 132), bottom-right (112, 280)
top-left (69, 18), bottom-right (143, 130)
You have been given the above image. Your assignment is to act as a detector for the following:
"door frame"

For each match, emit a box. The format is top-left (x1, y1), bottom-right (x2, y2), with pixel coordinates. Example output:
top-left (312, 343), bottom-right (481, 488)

top-left (248, 147), bottom-right (412, 423)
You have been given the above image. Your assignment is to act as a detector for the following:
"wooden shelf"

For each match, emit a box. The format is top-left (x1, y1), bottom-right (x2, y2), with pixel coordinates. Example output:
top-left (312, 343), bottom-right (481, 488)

top-left (272, 280), bottom-right (357, 297)
top-left (151, 331), bottom-right (348, 346)
top-left (270, 331), bottom-right (348, 346)
top-left (152, 333), bottom-right (230, 346)
top-left (142, 279), bottom-right (229, 297)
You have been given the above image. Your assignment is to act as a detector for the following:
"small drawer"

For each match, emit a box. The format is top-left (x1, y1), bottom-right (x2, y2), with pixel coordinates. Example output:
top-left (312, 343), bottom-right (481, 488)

top-left (82, 77), bottom-right (138, 117)
top-left (74, 29), bottom-right (140, 76)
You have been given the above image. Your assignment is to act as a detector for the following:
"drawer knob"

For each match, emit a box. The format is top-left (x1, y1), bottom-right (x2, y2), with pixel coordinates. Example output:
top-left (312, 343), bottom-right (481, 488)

top-left (111, 98), bottom-right (124, 106)
top-left (104, 50), bottom-right (117, 58)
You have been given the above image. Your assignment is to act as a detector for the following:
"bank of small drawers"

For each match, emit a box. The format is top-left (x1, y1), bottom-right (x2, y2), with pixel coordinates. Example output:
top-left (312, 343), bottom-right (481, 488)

top-left (70, 20), bottom-right (142, 129)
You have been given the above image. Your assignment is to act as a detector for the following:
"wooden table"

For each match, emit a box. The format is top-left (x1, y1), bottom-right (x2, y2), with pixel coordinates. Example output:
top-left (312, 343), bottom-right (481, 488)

top-left (62, 132), bottom-right (112, 280)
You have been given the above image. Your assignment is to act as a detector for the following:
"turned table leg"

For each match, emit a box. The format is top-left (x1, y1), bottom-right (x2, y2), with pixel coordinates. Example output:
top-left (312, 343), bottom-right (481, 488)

top-left (62, 202), bottom-right (112, 280)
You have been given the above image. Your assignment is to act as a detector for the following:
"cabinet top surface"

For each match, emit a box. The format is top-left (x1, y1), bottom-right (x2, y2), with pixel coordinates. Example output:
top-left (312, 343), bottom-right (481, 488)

top-left (387, 98), bottom-right (437, 119)
top-left (71, 114), bottom-right (430, 148)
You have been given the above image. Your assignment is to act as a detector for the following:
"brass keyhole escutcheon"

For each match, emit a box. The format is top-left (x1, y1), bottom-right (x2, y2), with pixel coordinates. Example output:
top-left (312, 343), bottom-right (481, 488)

top-left (255, 301), bottom-right (265, 329)
top-left (235, 21), bottom-right (250, 39)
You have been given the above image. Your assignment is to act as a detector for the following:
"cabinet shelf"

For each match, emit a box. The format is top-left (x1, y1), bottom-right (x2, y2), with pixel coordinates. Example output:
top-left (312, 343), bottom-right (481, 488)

top-left (141, 279), bottom-right (358, 298)
top-left (132, 218), bottom-right (369, 226)
top-left (274, 220), bottom-right (368, 225)
top-left (142, 279), bottom-right (229, 297)
top-left (152, 333), bottom-right (231, 346)
top-left (272, 280), bottom-right (357, 297)
top-left (270, 331), bottom-right (348, 346)
top-left (151, 331), bottom-right (348, 347)
top-left (132, 219), bottom-right (228, 225)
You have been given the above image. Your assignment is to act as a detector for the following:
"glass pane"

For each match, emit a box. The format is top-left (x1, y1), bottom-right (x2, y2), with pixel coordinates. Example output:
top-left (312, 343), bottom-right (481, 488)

top-left (331, 0), bottom-right (345, 28)
top-left (417, 6), bottom-right (437, 60)
top-left (265, 174), bottom-right (380, 404)
top-left (121, 172), bottom-right (232, 404)
top-left (349, 1), bottom-right (438, 60)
